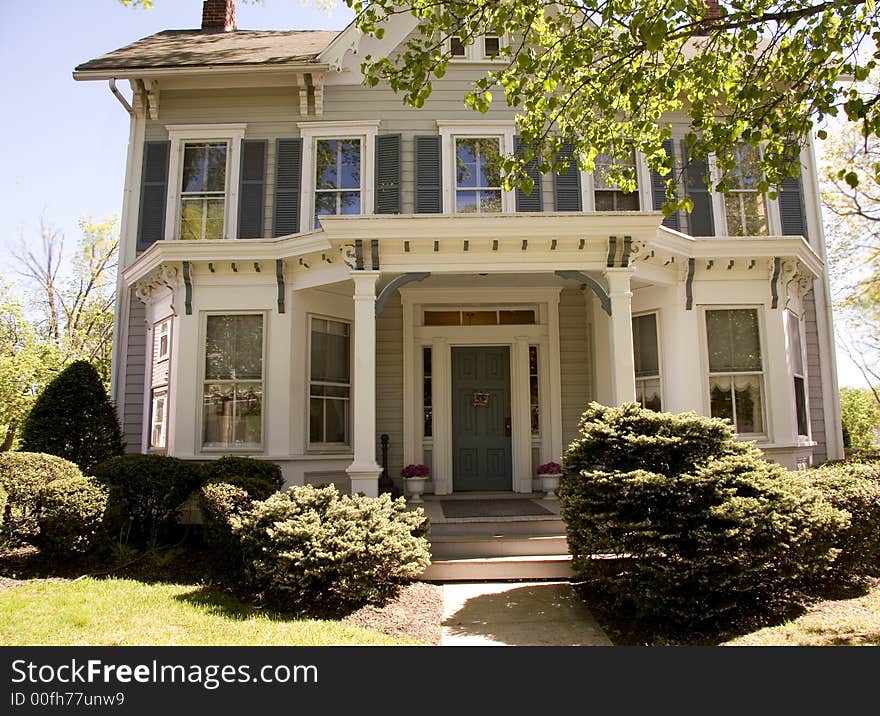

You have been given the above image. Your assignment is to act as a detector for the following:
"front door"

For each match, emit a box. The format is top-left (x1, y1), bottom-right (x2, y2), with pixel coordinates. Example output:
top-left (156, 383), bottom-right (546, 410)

top-left (452, 347), bottom-right (513, 491)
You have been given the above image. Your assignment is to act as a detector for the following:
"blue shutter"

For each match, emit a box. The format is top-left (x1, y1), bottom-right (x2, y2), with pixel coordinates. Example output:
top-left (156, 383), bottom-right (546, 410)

top-left (273, 138), bottom-right (302, 236)
top-left (652, 139), bottom-right (680, 230)
top-left (514, 136), bottom-right (543, 212)
top-left (681, 140), bottom-right (715, 236)
top-left (553, 141), bottom-right (582, 211)
top-left (375, 134), bottom-right (402, 214)
top-left (238, 139), bottom-right (267, 239)
top-left (137, 141), bottom-right (170, 251)
top-left (414, 135), bottom-right (442, 213)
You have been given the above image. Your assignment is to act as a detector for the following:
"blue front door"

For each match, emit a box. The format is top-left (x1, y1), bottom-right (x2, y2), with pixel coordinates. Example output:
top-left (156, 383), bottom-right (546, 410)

top-left (452, 346), bottom-right (513, 491)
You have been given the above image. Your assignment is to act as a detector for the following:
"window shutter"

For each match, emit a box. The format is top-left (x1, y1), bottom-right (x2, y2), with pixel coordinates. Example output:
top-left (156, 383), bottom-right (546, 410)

top-left (779, 175), bottom-right (808, 241)
top-left (375, 134), bottom-right (402, 214)
top-left (238, 139), bottom-right (267, 239)
top-left (137, 141), bottom-right (170, 251)
top-left (681, 140), bottom-right (715, 236)
top-left (514, 136), bottom-right (543, 212)
top-left (553, 141), bottom-right (582, 211)
top-left (273, 138), bottom-right (302, 236)
top-left (652, 139), bottom-right (680, 230)
top-left (414, 135), bottom-right (442, 213)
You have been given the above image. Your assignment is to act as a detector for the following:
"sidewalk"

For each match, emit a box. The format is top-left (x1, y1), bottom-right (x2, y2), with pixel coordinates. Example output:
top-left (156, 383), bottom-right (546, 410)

top-left (441, 581), bottom-right (612, 646)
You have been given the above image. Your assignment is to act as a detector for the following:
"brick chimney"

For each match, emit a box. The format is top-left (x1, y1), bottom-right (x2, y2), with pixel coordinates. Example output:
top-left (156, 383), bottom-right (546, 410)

top-left (704, 0), bottom-right (721, 20)
top-left (202, 0), bottom-right (236, 32)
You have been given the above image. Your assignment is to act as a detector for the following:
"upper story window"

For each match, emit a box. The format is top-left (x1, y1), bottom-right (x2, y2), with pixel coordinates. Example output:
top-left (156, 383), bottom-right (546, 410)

top-left (448, 34), bottom-right (505, 61)
top-left (593, 152), bottom-right (640, 211)
top-left (450, 36), bottom-right (466, 57)
top-left (632, 313), bottom-right (661, 411)
top-left (202, 313), bottom-right (264, 450)
top-left (483, 34), bottom-right (501, 58)
top-left (705, 308), bottom-right (765, 435)
top-left (314, 138), bottom-right (362, 228)
top-left (455, 137), bottom-right (503, 213)
top-left (721, 144), bottom-right (769, 236)
top-left (165, 124), bottom-right (246, 241)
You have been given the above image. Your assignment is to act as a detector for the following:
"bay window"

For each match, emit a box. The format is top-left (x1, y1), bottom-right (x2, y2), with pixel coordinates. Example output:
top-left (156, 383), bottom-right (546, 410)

top-left (202, 314), bottom-right (264, 449)
top-left (705, 308), bottom-right (765, 435)
top-left (309, 317), bottom-right (351, 446)
top-left (632, 313), bottom-right (661, 411)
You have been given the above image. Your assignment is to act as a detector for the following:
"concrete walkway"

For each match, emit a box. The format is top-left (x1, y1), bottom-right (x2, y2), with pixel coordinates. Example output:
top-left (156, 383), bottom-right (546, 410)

top-left (441, 581), bottom-right (612, 646)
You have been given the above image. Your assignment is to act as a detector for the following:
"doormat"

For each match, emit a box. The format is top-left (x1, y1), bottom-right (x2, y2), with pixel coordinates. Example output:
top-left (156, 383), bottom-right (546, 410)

top-left (440, 499), bottom-right (553, 519)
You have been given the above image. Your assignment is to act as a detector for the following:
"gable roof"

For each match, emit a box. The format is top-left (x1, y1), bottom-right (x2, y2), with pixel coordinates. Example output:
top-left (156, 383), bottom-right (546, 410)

top-left (75, 29), bottom-right (340, 73)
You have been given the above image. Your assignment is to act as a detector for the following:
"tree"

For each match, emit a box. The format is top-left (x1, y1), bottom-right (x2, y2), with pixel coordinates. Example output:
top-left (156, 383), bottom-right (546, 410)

top-left (839, 387), bottom-right (880, 448)
top-left (20, 360), bottom-right (125, 474)
top-left (342, 0), bottom-right (880, 204)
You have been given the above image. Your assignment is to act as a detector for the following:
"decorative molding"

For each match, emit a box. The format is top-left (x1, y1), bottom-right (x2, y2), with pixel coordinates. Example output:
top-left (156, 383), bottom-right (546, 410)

top-left (375, 273), bottom-right (430, 317)
top-left (133, 264), bottom-right (180, 312)
top-left (555, 270), bottom-right (612, 316)
top-left (340, 243), bottom-right (358, 269)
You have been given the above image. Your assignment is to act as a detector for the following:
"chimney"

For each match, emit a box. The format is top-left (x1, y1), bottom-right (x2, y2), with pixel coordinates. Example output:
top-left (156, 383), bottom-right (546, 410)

top-left (201, 0), bottom-right (236, 32)
top-left (704, 0), bottom-right (721, 20)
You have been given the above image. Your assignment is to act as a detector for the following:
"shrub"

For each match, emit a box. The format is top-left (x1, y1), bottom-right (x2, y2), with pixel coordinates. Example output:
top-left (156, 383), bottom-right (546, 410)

top-left (233, 484), bottom-right (430, 613)
top-left (20, 360), bottom-right (124, 474)
top-left (199, 456), bottom-right (284, 500)
top-left (93, 454), bottom-right (203, 545)
top-left (199, 481), bottom-right (256, 551)
top-left (0, 452), bottom-right (83, 544)
top-left (560, 403), bottom-right (849, 626)
top-left (803, 461), bottom-right (880, 575)
top-left (38, 477), bottom-right (109, 555)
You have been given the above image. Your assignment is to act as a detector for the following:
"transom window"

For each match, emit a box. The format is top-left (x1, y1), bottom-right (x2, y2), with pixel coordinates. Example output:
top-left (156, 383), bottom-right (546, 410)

top-left (309, 318), bottom-right (351, 446)
top-left (705, 308), bottom-right (765, 435)
top-left (424, 308), bottom-right (536, 326)
top-left (594, 152), bottom-right (640, 211)
top-left (455, 137), bottom-right (503, 213)
top-left (314, 139), bottom-right (362, 228)
top-left (723, 144), bottom-right (769, 236)
top-left (180, 142), bottom-right (227, 240)
top-left (202, 314), bottom-right (264, 449)
top-left (632, 313), bottom-right (661, 411)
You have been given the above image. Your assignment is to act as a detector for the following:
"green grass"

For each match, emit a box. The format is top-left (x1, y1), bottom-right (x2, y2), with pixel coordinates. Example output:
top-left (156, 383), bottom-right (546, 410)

top-left (0, 578), bottom-right (417, 646)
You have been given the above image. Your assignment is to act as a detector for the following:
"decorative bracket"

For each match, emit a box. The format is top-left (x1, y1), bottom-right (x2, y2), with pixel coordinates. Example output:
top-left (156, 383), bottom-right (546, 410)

top-left (375, 273), bottom-right (430, 317)
top-left (556, 270), bottom-right (611, 316)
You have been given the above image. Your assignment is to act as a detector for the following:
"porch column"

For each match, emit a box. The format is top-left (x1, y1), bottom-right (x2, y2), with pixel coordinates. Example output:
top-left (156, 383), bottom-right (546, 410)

top-left (346, 270), bottom-right (382, 496)
top-left (604, 268), bottom-right (637, 405)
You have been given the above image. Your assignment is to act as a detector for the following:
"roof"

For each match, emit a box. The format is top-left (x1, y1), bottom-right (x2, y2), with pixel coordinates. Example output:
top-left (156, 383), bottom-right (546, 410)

top-left (75, 29), bottom-right (340, 73)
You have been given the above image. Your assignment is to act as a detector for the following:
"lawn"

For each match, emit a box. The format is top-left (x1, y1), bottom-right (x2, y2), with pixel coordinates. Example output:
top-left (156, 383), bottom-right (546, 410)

top-left (0, 578), bottom-right (418, 646)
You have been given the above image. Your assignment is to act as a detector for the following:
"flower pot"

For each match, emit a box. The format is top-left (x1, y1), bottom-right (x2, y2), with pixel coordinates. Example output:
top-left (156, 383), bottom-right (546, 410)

top-left (406, 476), bottom-right (428, 503)
top-left (539, 473), bottom-right (561, 500)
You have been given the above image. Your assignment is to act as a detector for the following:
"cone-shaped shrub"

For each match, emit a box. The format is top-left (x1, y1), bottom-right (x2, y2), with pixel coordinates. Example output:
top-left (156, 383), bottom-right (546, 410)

top-left (20, 360), bottom-right (124, 474)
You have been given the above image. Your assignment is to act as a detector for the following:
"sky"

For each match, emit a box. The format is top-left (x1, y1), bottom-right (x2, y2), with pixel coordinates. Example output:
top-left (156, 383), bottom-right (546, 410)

top-left (0, 0), bottom-right (870, 389)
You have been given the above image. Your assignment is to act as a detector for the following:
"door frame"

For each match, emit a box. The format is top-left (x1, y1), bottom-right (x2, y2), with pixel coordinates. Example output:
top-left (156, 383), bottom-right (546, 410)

top-left (451, 345), bottom-right (514, 492)
top-left (399, 286), bottom-right (564, 495)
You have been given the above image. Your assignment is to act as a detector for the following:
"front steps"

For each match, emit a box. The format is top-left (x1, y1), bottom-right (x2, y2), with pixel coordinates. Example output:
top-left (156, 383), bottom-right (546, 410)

top-left (416, 493), bottom-right (574, 581)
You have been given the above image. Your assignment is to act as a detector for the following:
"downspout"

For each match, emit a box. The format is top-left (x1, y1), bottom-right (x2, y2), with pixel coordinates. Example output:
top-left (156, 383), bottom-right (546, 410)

top-left (109, 78), bottom-right (134, 116)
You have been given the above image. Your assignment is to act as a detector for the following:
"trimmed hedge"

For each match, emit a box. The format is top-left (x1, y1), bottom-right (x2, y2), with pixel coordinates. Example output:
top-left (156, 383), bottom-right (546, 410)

top-left (232, 485), bottom-right (430, 613)
top-left (38, 477), bottom-right (109, 555)
top-left (199, 456), bottom-right (284, 500)
top-left (803, 461), bottom-right (880, 575)
top-left (20, 360), bottom-right (124, 474)
top-left (0, 452), bottom-right (84, 544)
top-left (560, 403), bottom-right (848, 626)
top-left (94, 454), bottom-right (203, 545)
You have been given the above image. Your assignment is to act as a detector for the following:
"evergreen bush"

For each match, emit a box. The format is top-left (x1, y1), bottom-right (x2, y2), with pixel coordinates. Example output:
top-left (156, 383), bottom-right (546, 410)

top-left (199, 456), bottom-right (284, 500)
top-left (232, 485), bottom-right (430, 613)
top-left (199, 480), bottom-right (256, 551)
top-left (560, 403), bottom-right (848, 626)
top-left (20, 360), bottom-right (124, 474)
top-left (39, 477), bottom-right (109, 555)
top-left (93, 454), bottom-right (202, 545)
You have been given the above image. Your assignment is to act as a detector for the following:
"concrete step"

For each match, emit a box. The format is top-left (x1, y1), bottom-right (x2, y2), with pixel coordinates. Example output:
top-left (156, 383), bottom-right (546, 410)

top-left (429, 517), bottom-right (566, 537)
top-left (422, 554), bottom-right (574, 581)
top-left (430, 534), bottom-right (570, 559)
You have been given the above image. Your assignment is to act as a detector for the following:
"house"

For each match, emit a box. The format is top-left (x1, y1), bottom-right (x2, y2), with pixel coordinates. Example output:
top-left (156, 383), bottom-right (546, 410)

top-left (74, 0), bottom-right (843, 510)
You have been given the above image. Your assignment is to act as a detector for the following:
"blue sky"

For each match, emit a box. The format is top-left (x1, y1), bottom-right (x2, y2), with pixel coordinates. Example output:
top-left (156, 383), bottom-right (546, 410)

top-left (0, 1), bottom-right (868, 388)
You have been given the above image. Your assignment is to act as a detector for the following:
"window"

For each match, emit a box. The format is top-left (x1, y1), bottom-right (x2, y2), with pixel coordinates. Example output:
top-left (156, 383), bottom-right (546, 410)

top-left (150, 390), bottom-right (167, 449)
top-left (314, 138), bottom-right (362, 228)
top-left (202, 314), bottom-right (263, 449)
top-left (455, 137), bottom-right (503, 213)
top-left (448, 33), bottom-right (505, 60)
top-left (722, 144), bottom-right (769, 236)
top-left (705, 309), bottom-right (765, 435)
top-left (529, 345), bottom-right (540, 436)
top-left (309, 318), bottom-right (351, 445)
top-left (483, 34), bottom-right (500, 58)
top-left (423, 308), bottom-right (536, 326)
top-left (632, 313), bottom-right (661, 411)
top-left (450, 36), bottom-right (466, 57)
top-left (156, 319), bottom-right (171, 361)
top-left (594, 152), bottom-right (640, 211)
top-left (165, 124), bottom-right (245, 241)
top-left (423, 347), bottom-right (432, 438)
top-left (788, 312), bottom-right (810, 437)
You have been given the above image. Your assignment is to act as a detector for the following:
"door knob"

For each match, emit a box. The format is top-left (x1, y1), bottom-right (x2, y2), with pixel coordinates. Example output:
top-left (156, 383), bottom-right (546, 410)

top-left (505, 417), bottom-right (511, 436)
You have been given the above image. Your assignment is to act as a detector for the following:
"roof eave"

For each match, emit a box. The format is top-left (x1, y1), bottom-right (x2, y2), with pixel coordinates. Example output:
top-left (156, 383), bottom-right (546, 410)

top-left (73, 61), bottom-right (330, 81)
